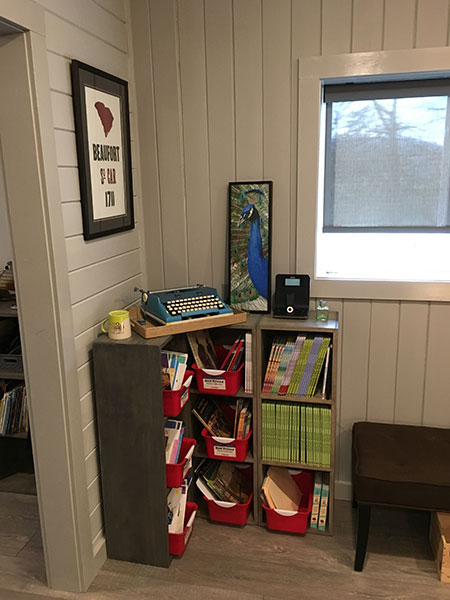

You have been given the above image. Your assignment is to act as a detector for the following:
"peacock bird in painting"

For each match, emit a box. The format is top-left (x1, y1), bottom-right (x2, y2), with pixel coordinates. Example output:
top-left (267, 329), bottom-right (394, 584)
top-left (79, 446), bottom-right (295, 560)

top-left (238, 203), bottom-right (268, 299)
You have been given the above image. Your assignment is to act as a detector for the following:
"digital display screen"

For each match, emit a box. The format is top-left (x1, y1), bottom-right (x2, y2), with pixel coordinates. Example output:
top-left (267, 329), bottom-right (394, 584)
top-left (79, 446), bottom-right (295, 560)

top-left (285, 278), bottom-right (300, 286)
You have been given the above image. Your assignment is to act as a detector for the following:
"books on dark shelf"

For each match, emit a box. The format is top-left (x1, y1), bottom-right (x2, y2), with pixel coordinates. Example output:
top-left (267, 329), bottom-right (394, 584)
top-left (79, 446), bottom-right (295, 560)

top-left (192, 397), bottom-right (252, 439)
top-left (0, 317), bottom-right (21, 355)
top-left (0, 382), bottom-right (28, 435)
top-left (310, 471), bottom-right (323, 528)
top-left (262, 335), bottom-right (331, 398)
top-left (161, 349), bottom-right (188, 391)
top-left (262, 401), bottom-right (331, 466)
top-left (308, 471), bottom-right (329, 530)
top-left (195, 459), bottom-right (252, 504)
top-left (244, 332), bottom-right (253, 393)
top-left (318, 472), bottom-right (330, 531)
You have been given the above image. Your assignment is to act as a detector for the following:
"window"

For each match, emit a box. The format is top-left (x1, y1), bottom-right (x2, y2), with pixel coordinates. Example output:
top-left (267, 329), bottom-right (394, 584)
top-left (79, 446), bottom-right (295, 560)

top-left (316, 78), bottom-right (450, 282)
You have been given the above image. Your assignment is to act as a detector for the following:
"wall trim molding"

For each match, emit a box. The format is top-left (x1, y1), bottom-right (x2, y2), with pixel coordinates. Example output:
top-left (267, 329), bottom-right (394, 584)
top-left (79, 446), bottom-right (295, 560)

top-left (297, 46), bottom-right (450, 302)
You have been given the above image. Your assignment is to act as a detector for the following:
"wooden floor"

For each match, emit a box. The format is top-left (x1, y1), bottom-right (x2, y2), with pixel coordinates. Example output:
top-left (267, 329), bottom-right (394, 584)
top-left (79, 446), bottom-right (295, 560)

top-left (1, 491), bottom-right (449, 599)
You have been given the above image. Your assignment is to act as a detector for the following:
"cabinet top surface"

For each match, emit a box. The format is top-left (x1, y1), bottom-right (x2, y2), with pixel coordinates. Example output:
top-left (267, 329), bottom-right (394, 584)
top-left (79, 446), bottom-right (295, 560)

top-left (258, 314), bottom-right (338, 332)
top-left (94, 331), bottom-right (171, 348)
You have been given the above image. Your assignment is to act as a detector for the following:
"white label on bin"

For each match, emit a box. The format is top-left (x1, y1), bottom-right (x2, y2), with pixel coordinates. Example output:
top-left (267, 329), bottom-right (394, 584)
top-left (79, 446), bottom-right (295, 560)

top-left (183, 457), bottom-right (192, 477)
top-left (184, 525), bottom-right (192, 545)
top-left (214, 445), bottom-right (237, 458)
top-left (180, 388), bottom-right (189, 408)
top-left (203, 377), bottom-right (226, 390)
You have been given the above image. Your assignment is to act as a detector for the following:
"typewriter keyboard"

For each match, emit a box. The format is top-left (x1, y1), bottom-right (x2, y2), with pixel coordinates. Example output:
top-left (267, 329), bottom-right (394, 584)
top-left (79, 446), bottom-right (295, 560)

top-left (164, 294), bottom-right (225, 317)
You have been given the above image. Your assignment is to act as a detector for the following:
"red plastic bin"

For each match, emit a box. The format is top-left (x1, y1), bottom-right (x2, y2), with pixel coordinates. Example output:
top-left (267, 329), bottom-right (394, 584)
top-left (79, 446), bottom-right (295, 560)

top-left (203, 463), bottom-right (253, 525)
top-left (192, 363), bottom-right (243, 396)
top-left (262, 470), bottom-right (314, 534)
top-left (168, 501), bottom-right (198, 556)
top-left (163, 370), bottom-right (194, 417)
top-left (205, 492), bottom-right (253, 526)
top-left (192, 343), bottom-right (244, 396)
top-left (166, 437), bottom-right (197, 488)
top-left (201, 427), bottom-right (252, 462)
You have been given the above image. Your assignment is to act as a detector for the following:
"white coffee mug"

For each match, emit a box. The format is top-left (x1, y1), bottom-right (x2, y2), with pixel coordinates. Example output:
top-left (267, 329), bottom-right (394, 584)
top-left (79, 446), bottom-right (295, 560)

top-left (101, 309), bottom-right (132, 340)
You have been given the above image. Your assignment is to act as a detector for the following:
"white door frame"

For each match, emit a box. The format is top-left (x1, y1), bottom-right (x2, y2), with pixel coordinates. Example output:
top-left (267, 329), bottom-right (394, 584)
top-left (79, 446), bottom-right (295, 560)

top-left (0, 1), bottom-right (105, 591)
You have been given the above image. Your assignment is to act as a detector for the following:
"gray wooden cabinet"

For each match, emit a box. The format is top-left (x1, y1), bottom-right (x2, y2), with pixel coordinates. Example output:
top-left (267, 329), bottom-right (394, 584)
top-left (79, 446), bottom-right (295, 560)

top-left (93, 333), bottom-right (172, 567)
top-left (256, 315), bottom-right (338, 534)
top-left (92, 312), bottom-right (338, 567)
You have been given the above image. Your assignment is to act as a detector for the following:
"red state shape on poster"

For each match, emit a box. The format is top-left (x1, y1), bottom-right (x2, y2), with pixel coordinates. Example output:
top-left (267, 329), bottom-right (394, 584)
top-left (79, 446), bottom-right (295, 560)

top-left (94, 101), bottom-right (114, 137)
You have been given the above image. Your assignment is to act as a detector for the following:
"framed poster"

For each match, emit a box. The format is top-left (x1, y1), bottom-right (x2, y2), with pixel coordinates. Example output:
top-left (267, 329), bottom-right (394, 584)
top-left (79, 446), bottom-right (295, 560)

top-left (228, 181), bottom-right (272, 313)
top-left (70, 60), bottom-right (134, 240)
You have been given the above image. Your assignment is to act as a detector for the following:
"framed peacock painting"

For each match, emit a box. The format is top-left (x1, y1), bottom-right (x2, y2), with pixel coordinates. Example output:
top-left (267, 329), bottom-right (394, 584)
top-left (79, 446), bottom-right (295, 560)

top-left (228, 181), bottom-right (272, 313)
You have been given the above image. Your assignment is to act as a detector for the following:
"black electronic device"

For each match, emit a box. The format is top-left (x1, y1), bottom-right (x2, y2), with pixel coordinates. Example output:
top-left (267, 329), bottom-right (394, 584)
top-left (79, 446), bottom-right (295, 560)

top-left (273, 274), bottom-right (310, 319)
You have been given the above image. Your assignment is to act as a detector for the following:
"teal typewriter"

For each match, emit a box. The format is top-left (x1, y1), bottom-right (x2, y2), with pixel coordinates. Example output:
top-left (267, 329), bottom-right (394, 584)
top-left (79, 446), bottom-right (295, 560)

top-left (136, 284), bottom-right (233, 324)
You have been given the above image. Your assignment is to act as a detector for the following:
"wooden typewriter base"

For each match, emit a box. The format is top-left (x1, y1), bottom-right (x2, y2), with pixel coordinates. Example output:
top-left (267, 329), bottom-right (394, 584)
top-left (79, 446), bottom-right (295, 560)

top-left (129, 306), bottom-right (247, 339)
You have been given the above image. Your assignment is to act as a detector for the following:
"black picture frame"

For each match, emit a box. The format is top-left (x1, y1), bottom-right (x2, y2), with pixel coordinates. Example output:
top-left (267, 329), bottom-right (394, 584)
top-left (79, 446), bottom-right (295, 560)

top-left (228, 181), bottom-right (272, 313)
top-left (70, 60), bottom-right (134, 240)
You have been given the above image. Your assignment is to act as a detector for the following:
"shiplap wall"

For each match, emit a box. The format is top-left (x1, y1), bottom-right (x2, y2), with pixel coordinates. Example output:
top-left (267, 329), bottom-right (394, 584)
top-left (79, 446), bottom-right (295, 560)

top-left (36, 0), bottom-right (143, 550)
top-left (132, 0), bottom-right (450, 499)
top-left (0, 153), bottom-right (13, 263)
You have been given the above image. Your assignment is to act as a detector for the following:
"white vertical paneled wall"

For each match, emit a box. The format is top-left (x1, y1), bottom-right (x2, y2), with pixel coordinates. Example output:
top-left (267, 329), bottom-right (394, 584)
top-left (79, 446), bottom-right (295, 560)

top-left (132, 0), bottom-right (450, 500)
top-left (37, 0), bottom-right (144, 551)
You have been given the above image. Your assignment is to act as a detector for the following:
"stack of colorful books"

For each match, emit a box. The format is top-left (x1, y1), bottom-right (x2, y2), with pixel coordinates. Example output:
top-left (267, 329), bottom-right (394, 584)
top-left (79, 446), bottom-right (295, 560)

top-left (262, 335), bottom-right (331, 398)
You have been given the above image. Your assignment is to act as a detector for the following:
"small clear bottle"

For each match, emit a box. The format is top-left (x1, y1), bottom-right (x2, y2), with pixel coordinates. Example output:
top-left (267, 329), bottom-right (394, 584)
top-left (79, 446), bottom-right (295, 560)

top-left (316, 299), bottom-right (329, 322)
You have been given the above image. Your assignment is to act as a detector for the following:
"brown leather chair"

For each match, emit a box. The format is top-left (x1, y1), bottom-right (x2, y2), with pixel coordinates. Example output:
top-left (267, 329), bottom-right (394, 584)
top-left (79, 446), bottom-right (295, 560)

top-left (352, 421), bottom-right (450, 571)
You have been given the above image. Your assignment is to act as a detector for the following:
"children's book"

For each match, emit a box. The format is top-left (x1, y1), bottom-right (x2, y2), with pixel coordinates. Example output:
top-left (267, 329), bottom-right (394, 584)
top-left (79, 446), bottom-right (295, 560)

top-left (161, 350), bottom-right (188, 390)
top-left (164, 418), bottom-right (184, 464)
top-left (310, 471), bottom-right (323, 529)
top-left (318, 473), bottom-right (329, 532)
top-left (187, 330), bottom-right (218, 369)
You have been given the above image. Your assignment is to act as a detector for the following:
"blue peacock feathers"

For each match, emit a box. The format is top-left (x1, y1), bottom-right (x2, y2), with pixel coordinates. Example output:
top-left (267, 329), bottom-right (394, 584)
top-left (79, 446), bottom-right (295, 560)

top-left (229, 185), bottom-right (269, 310)
top-left (238, 203), bottom-right (268, 299)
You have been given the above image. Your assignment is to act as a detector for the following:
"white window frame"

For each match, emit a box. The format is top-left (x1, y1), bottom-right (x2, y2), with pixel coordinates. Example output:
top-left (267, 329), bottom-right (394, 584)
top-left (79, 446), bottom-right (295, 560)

top-left (298, 47), bottom-right (450, 301)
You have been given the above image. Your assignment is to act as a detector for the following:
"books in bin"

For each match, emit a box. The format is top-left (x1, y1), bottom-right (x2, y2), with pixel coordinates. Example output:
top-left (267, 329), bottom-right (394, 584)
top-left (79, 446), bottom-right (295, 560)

top-left (164, 418), bottom-right (184, 464)
top-left (167, 475), bottom-right (191, 533)
top-left (261, 466), bottom-right (302, 511)
top-left (186, 330), bottom-right (218, 369)
top-left (187, 330), bottom-right (245, 373)
top-left (192, 397), bottom-right (251, 440)
top-left (192, 398), bottom-right (234, 437)
top-left (195, 459), bottom-right (252, 504)
top-left (161, 349), bottom-right (188, 391)
top-left (220, 335), bottom-right (244, 371)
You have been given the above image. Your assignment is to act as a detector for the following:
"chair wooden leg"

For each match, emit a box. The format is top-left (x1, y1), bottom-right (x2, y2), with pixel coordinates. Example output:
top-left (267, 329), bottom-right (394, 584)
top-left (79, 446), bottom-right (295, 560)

top-left (354, 504), bottom-right (371, 572)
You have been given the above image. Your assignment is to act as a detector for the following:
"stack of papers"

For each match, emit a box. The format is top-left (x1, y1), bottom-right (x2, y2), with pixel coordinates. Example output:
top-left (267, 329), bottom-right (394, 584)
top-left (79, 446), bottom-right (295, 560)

top-left (161, 350), bottom-right (188, 391)
top-left (261, 466), bottom-right (302, 511)
top-left (164, 418), bottom-right (184, 464)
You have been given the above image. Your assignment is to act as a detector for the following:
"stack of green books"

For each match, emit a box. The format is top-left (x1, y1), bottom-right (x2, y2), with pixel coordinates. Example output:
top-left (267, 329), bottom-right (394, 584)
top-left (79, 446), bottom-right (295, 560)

top-left (261, 401), bottom-right (331, 466)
